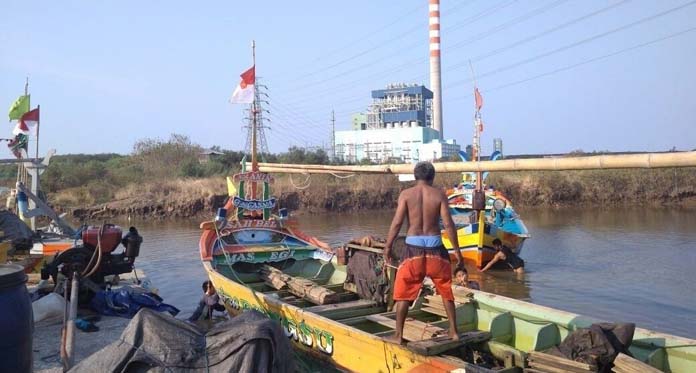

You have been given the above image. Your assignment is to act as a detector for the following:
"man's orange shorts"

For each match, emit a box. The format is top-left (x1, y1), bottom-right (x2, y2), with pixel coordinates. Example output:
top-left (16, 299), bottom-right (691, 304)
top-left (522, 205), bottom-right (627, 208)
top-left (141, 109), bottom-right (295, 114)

top-left (393, 244), bottom-right (454, 301)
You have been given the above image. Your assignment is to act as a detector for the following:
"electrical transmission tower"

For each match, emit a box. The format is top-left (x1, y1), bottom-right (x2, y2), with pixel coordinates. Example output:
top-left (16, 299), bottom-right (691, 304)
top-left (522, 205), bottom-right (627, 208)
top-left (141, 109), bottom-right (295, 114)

top-left (243, 77), bottom-right (270, 157)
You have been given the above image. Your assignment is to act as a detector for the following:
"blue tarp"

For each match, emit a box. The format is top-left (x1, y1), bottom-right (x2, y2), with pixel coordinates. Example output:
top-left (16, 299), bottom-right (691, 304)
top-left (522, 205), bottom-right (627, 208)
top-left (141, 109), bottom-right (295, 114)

top-left (90, 288), bottom-right (179, 318)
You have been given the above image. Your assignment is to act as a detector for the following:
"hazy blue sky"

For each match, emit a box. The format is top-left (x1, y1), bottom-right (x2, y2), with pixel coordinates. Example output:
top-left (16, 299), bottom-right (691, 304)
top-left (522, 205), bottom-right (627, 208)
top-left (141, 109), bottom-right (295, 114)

top-left (1, 0), bottom-right (695, 157)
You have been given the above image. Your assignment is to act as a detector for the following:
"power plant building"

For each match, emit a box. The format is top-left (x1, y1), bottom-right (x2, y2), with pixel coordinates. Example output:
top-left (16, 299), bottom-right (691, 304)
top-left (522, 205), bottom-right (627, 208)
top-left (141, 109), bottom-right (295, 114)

top-left (335, 83), bottom-right (460, 163)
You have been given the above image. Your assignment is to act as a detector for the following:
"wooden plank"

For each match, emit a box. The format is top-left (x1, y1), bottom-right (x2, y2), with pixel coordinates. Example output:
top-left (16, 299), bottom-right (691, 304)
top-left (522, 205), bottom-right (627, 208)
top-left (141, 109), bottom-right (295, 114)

top-left (527, 359), bottom-right (595, 373)
top-left (407, 330), bottom-right (491, 356)
top-left (345, 243), bottom-right (384, 254)
top-left (612, 353), bottom-right (661, 373)
top-left (304, 299), bottom-right (376, 313)
top-left (529, 361), bottom-right (584, 373)
top-left (528, 360), bottom-right (594, 373)
top-left (529, 351), bottom-right (596, 371)
top-left (421, 306), bottom-right (448, 318)
top-left (528, 352), bottom-right (592, 367)
top-left (367, 315), bottom-right (445, 341)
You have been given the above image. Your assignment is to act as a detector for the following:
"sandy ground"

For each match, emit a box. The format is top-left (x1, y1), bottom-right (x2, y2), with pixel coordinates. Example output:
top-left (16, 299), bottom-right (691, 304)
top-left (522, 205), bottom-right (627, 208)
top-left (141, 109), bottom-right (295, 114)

top-left (33, 315), bottom-right (130, 372)
top-left (29, 270), bottom-right (149, 372)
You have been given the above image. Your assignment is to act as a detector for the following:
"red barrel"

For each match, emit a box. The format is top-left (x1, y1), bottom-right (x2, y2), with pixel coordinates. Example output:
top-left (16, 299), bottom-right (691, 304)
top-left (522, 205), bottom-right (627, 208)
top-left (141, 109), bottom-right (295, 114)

top-left (82, 225), bottom-right (123, 253)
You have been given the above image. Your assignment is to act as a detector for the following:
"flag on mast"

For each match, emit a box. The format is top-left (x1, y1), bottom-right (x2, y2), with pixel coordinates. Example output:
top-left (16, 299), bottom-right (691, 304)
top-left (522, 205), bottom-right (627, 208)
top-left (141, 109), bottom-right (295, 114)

top-left (474, 87), bottom-right (483, 111)
top-left (229, 66), bottom-right (255, 104)
top-left (13, 107), bottom-right (39, 136)
top-left (8, 95), bottom-right (30, 121)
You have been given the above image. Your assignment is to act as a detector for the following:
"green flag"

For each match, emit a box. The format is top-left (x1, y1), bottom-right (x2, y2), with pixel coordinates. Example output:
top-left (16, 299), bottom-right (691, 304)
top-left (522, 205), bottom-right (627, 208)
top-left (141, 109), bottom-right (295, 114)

top-left (8, 95), bottom-right (30, 121)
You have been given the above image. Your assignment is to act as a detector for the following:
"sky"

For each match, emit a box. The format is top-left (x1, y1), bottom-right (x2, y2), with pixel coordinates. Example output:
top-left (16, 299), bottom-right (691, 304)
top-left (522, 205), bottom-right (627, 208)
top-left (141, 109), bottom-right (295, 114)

top-left (1, 0), bottom-right (695, 158)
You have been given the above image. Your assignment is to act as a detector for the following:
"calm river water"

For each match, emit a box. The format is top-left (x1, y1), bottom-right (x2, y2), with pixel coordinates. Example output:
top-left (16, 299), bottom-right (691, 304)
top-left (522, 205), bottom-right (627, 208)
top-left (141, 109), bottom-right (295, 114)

top-left (129, 206), bottom-right (696, 339)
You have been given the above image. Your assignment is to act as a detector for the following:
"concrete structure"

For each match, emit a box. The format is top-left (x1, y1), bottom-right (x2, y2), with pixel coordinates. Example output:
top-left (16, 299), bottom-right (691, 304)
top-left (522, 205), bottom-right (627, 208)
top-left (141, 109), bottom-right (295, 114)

top-left (366, 83), bottom-right (432, 130)
top-left (420, 139), bottom-right (460, 161)
top-left (335, 83), bottom-right (459, 163)
top-left (429, 0), bottom-right (443, 139)
top-left (336, 126), bottom-right (441, 163)
top-left (351, 113), bottom-right (367, 131)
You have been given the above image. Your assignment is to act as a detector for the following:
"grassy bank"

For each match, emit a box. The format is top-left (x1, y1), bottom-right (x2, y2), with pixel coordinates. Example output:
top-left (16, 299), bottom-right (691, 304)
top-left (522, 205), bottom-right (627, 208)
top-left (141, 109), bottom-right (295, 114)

top-left (2, 134), bottom-right (693, 219)
top-left (46, 168), bottom-right (696, 220)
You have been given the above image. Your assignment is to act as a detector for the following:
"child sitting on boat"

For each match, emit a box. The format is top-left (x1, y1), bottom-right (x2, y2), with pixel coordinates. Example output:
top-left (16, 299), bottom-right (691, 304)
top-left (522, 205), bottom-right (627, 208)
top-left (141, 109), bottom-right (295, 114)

top-left (188, 280), bottom-right (226, 322)
top-left (453, 267), bottom-right (480, 290)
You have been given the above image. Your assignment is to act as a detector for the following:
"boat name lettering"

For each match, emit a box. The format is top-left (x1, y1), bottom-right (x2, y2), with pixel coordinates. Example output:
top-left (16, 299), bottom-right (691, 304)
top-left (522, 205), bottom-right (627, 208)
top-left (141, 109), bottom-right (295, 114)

top-left (217, 291), bottom-right (334, 355)
top-left (233, 172), bottom-right (275, 184)
top-left (225, 252), bottom-right (255, 263)
top-left (233, 197), bottom-right (276, 211)
top-left (269, 250), bottom-right (295, 261)
top-left (224, 220), bottom-right (279, 231)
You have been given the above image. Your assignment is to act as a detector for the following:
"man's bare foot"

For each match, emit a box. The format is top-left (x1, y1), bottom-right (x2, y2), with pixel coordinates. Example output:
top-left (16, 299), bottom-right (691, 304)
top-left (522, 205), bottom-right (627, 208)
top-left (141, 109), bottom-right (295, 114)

top-left (384, 334), bottom-right (407, 346)
top-left (448, 329), bottom-right (460, 341)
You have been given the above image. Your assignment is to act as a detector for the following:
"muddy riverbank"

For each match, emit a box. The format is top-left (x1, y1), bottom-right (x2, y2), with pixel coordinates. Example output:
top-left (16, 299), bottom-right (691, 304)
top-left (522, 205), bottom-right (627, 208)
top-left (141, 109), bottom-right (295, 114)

top-left (54, 169), bottom-right (696, 220)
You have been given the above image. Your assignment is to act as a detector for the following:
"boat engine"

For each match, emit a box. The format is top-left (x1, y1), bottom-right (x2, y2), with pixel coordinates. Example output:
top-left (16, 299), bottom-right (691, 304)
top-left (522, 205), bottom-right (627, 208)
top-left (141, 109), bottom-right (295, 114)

top-left (41, 225), bottom-right (143, 300)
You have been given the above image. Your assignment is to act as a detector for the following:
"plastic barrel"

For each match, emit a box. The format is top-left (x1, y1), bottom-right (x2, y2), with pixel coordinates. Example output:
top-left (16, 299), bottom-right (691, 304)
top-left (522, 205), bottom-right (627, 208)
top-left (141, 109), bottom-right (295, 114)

top-left (0, 264), bottom-right (33, 373)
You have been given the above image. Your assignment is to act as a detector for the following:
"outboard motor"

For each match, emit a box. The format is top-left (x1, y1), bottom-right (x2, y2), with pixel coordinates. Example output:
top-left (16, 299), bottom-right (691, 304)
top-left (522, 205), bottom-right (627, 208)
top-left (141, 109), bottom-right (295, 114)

top-left (40, 224), bottom-right (144, 303)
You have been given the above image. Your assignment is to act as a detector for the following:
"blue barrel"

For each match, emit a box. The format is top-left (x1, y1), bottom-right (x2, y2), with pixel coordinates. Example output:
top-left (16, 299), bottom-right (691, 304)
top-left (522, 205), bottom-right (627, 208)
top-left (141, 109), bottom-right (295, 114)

top-left (0, 264), bottom-right (33, 373)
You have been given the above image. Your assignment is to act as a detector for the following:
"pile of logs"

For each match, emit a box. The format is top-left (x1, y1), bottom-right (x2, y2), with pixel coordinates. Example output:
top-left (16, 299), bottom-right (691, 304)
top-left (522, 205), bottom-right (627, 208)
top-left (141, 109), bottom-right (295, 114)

top-left (259, 265), bottom-right (340, 305)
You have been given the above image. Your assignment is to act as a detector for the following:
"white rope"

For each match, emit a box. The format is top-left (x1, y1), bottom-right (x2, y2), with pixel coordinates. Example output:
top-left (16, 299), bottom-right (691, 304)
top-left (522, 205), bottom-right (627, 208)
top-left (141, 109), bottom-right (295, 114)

top-left (289, 173), bottom-right (312, 190)
top-left (330, 172), bottom-right (356, 179)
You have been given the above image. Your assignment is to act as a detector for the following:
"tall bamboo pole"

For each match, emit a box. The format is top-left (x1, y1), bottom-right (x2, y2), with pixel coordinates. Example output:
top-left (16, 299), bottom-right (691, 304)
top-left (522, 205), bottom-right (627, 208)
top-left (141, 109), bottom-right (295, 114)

top-left (250, 152), bottom-right (696, 174)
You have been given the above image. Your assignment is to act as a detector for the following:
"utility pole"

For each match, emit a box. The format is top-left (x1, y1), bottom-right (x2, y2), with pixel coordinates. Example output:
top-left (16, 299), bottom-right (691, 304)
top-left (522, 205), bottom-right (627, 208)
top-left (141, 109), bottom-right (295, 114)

top-left (331, 109), bottom-right (336, 163)
top-left (243, 77), bottom-right (270, 157)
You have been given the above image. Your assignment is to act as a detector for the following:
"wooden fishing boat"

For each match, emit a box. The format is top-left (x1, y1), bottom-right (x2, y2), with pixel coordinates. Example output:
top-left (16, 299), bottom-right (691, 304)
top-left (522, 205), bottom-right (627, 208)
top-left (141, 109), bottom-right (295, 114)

top-left (443, 186), bottom-right (530, 268)
top-left (438, 102), bottom-right (530, 268)
top-left (200, 229), bottom-right (695, 372)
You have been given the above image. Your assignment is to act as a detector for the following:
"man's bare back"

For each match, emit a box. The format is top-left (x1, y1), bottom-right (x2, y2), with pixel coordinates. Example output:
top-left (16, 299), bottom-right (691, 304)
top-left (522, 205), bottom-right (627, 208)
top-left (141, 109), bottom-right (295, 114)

top-left (400, 184), bottom-right (449, 237)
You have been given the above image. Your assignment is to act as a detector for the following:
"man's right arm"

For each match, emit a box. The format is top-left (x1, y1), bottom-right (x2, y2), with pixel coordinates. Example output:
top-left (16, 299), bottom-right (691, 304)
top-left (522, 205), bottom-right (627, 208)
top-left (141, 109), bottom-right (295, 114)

top-left (384, 193), bottom-right (407, 264)
top-left (440, 191), bottom-right (463, 266)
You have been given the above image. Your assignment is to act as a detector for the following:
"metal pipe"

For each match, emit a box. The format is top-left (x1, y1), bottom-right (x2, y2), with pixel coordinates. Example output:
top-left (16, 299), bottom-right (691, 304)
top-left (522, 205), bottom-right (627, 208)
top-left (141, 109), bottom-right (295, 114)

top-left (60, 277), bottom-right (69, 371)
top-left (251, 152), bottom-right (696, 174)
top-left (65, 272), bottom-right (79, 370)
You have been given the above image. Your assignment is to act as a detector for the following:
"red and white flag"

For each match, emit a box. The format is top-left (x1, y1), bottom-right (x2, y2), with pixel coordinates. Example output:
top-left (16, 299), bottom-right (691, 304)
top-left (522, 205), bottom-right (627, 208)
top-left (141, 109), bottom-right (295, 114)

top-left (474, 87), bottom-right (483, 111)
top-left (230, 65), bottom-right (255, 104)
top-left (13, 107), bottom-right (39, 136)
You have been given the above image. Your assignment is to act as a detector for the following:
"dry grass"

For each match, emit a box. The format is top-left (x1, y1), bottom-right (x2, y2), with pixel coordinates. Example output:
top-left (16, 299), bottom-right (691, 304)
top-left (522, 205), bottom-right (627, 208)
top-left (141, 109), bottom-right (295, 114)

top-left (51, 168), bottom-right (696, 214)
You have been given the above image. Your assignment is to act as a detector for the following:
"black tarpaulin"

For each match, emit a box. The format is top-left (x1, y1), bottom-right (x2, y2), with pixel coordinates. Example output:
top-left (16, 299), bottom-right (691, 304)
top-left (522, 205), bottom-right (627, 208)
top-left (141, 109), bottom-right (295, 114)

top-left (544, 322), bottom-right (635, 373)
top-left (69, 308), bottom-right (294, 373)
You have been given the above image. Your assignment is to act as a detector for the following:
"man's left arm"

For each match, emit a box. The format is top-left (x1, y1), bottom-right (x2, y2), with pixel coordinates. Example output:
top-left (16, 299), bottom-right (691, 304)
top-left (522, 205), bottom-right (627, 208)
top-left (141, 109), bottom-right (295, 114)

top-left (440, 191), bottom-right (463, 266)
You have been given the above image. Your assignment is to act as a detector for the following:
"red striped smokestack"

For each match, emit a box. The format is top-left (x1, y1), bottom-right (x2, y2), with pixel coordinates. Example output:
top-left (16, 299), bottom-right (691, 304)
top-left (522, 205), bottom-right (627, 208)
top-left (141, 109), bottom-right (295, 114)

top-left (429, 0), bottom-right (443, 139)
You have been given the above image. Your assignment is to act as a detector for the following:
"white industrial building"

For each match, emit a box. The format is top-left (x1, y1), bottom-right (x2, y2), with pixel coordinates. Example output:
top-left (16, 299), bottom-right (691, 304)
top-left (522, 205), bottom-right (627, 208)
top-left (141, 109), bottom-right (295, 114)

top-left (334, 83), bottom-right (460, 163)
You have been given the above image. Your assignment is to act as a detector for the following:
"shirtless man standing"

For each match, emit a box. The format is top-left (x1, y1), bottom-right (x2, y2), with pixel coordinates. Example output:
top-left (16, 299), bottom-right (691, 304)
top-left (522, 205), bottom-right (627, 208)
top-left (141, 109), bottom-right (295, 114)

top-left (383, 161), bottom-right (464, 345)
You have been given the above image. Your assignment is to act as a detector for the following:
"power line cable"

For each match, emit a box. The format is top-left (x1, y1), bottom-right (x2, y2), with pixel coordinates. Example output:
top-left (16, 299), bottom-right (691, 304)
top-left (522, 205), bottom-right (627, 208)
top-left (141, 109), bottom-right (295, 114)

top-left (480, 26), bottom-right (696, 94)
top-left (278, 0), bottom-right (601, 105)
top-left (288, 0), bottom-right (477, 80)
top-left (444, 0), bottom-right (631, 72)
top-left (274, 0), bottom-right (510, 92)
top-left (446, 0), bottom-right (696, 89)
top-left (271, 1), bottom-right (696, 121)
